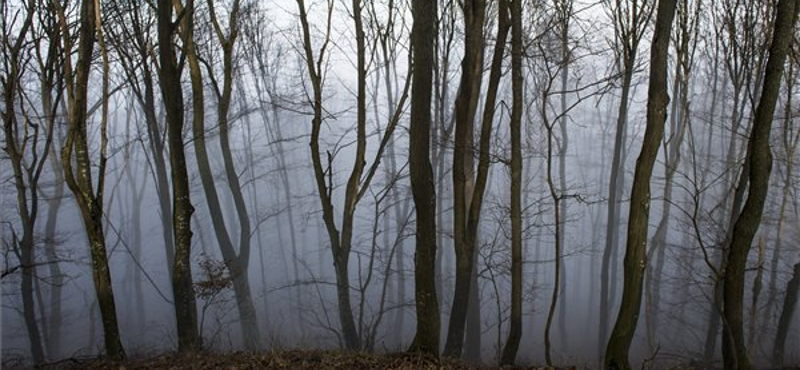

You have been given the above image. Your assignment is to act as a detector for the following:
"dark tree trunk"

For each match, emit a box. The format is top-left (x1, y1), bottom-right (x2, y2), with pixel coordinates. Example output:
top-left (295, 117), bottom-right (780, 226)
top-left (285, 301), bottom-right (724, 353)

top-left (156, 0), bottom-right (200, 352)
top-left (604, 0), bottom-right (677, 368)
top-left (500, 0), bottom-right (522, 363)
top-left (56, 0), bottom-right (125, 359)
top-left (722, 1), bottom-right (799, 369)
top-left (443, 0), bottom-right (490, 357)
top-left (407, 0), bottom-right (440, 355)
top-left (773, 261), bottom-right (800, 367)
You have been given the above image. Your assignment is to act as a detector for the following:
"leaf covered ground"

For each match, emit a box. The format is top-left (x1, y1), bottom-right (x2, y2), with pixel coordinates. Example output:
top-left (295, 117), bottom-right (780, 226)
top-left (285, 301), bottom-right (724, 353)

top-left (6, 350), bottom-right (575, 370)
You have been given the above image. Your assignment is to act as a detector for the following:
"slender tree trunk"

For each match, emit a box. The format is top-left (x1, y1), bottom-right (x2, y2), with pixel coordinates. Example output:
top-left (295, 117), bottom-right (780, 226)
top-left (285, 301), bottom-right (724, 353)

top-left (500, 0), bottom-right (522, 363)
top-left (56, 0), bottom-right (125, 359)
top-left (444, 0), bottom-right (492, 357)
top-left (195, 0), bottom-right (262, 349)
top-left (604, 0), bottom-right (677, 368)
top-left (645, 3), bottom-right (695, 344)
top-left (556, 0), bottom-right (572, 350)
top-left (599, 59), bottom-right (634, 360)
top-left (722, 2), bottom-right (799, 369)
top-left (3, 2), bottom-right (45, 362)
top-left (43, 160), bottom-right (64, 358)
top-left (764, 62), bottom-right (796, 334)
top-left (747, 239), bottom-right (765, 350)
top-left (407, 0), bottom-right (439, 354)
top-left (157, 0), bottom-right (200, 351)
top-left (773, 260), bottom-right (800, 367)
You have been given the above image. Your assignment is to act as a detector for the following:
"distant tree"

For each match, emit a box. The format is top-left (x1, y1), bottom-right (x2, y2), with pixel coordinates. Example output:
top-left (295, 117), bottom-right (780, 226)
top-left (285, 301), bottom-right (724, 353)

top-left (295, 0), bottom-right (408, 349)
top-left (2, 0), bottom-right (47, 363)
top-left (192, 0), bottom-right (262, 350)
top-left (644, 0), bottom-right (701, 352)
top-left (773, 259), bottom-right (800, 366)
top-left (443, 0), bottom-right (489, 358)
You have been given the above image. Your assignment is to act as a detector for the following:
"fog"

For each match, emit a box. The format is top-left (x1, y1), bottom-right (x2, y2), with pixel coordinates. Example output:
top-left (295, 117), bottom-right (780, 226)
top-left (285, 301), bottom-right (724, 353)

top-left (2, 0), bottom-right (800, 369)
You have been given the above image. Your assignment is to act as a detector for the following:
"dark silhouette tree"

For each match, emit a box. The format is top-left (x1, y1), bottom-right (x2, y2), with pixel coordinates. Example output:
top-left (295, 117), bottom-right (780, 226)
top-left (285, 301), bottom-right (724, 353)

top-left (722, 1), bottom-right (799, 369)
top-left (604, 0), bottom-right (677, 368)
top-left (407, 0), bottom-right (440, 355)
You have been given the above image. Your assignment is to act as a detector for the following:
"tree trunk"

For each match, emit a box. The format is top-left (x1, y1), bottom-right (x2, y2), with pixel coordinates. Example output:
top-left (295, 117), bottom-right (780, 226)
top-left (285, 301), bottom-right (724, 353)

top-left (194, 0), bottom-right (262, 349)
top-left (157, 0), bottom-right (200, 352)
top-left (443, 0), bottom-right (491, 357)
top-left (764, 62), bottom-right (796, 337)
top-left (56, 0), bottom-right (125, 359)
top-left (604, 0), bottom-right (677, 368)
top-left (3, 1), bottom-right (45, 362)
top-left (599, 58), bottom-right (633, 360)
top-left (722, 2), bottom-right (799, 369)
top-left (43, 162), bottom-right (64, 358)
top-left (408, 0), bottom-right (440, 354)
top-left (772, 260), bottom-right (800, 367)
top-left (500, 0), bottom-right (522, 363)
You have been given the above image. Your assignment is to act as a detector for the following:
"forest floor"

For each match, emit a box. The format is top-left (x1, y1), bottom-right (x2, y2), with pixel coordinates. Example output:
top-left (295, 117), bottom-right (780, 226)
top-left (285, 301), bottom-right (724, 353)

top-left (6, 350), bottom-right (798, 370)
top-left (5, 350), bottom-right (576, 370)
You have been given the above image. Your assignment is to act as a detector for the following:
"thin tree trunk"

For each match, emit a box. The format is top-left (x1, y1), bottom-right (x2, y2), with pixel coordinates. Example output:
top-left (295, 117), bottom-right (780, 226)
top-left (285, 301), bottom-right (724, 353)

top-left (500, 0), bottom-right (522, 363)
top-left (407, 0), bottom-right (439, 354)
top-left (444, 0), bottom-right (493, 357)
top-left (772, 260), bottom-right (800, 367)
top-left (747, 239), bottom-right (765, 350)
top-left (556, 0), bottom-right (572, 350)
top-left (599, 59), bottom-right (634, 360)
top-left (157, 0), bottom-right (200, 351)
top-left (604, 0), bottom-right (677, 368)
top-left (197, 0), bottom-right (262, 349)
top-left (722, 2), bottom-right (799, 369)
top-left (43, 156), bottom-right (64, 358)
top-left (3, 1), bottom-right (45, 362)
top-left (56, 0), bottom-right (125, 358)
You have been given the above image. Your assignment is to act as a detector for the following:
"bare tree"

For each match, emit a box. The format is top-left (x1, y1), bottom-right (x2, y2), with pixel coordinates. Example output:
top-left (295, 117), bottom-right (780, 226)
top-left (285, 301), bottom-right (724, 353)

top-left (2, 0), bottom-right (48, 363)
top-left (407, 0), bottom-right (440, 355)
top-left (107, 0), bottom-right (177, 280)
top-left (500, 0), bottom-right (522, 364)
top-left (598, 0), bottom-right (654, 358)
top-left (156, 0), bottom-right (201, 352)
top-left (604, 0), bottom-right (677, 368)
top-left (53, 0), bottom-right (125, 359)
top-left (295, 0), bottom-right (408, 349)
top-left (722, 1), bottom-right (799, 369)
top-left (644, 0), bottom-right (701, 351)
top-left (443, 0), bottom-right (494, 357)
top-left (191, 0), bottom-right (262, 350)
top-left (773, 258), bottom-right (800, 366)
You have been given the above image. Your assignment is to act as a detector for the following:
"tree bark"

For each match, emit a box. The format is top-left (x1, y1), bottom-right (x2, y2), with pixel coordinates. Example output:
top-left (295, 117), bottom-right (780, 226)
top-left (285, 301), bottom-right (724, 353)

top-left (407, 0), bottom-right (439, 355)
top-left (443, 0), bottom-right (489, 357)
top-left (604, 0), bottom-right (677, 368)
top-left (722, 1), bottom-right (799, 369)
top-left (194, 0), bottom-right (262, 349)
top-left (773, 260), bottom-right (800, 367)
top-left (500, 0), bottom-right (522, 364)
top-left (156, 0), bottom-right (200, 352)
top-left (55, 0), bottom-right (126, 359)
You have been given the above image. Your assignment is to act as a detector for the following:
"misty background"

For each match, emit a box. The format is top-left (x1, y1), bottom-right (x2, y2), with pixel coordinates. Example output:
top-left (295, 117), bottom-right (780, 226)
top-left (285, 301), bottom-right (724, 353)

top-left (2, 0), bottom-right (799, 369)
